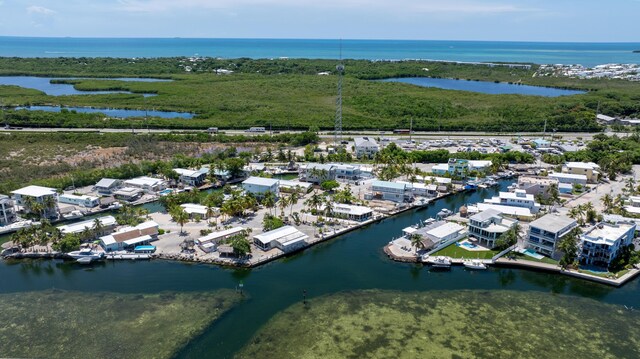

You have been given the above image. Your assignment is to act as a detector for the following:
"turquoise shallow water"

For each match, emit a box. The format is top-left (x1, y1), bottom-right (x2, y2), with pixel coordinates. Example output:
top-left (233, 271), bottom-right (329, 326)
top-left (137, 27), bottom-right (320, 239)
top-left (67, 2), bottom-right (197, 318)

top-left (1, 37), bottom-right (639, 66)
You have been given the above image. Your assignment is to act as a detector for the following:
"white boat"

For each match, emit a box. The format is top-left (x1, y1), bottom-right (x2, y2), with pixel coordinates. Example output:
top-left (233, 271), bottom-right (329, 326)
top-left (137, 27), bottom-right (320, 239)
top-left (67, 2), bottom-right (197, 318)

top-left (424, 256), bottom-right (452, 268)
top-left (436, 208), bottom-right (452, 219)
top-left (463, 259), bottom-right (487, 270)
top-left (67, 247), bottom-right (105, 262)
top-left (62, 210), bottom-right (84, 220)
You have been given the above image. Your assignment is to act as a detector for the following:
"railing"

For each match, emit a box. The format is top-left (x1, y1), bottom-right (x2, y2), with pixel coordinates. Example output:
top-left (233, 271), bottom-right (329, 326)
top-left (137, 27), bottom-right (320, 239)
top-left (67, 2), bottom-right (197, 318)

top-left (492, 244), bottom-right (517, 262)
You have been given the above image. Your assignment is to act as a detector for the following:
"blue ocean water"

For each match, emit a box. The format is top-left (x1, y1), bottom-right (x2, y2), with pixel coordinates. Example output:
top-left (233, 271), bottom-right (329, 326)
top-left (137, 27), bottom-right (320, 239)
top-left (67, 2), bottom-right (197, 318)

top-left (1, 37), bottom-right (639, 67)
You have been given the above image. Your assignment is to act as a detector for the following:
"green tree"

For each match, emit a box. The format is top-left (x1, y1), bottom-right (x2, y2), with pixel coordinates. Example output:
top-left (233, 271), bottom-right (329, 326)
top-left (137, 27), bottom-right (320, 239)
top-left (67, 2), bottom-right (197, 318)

top-left (558, 227), bottom-right (582, 267)
top-left (170, 206), bottom-right (189, 234)
top-left (320, 180), bottom-right (340, 192)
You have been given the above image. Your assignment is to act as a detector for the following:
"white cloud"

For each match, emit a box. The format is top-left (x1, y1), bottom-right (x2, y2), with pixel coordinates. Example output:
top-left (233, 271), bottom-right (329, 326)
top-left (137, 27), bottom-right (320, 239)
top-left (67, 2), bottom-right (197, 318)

top-left (26, 5), bottom-right (57, 15)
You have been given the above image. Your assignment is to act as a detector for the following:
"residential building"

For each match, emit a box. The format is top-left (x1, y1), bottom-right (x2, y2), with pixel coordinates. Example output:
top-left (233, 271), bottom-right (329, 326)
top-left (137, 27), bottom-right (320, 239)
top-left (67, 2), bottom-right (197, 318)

top-left (299, 163), bottom-right (336, 184)
top-left (124, 176), bottom-right (166, 193)
top-left (366, 180), bottom-right (411, 203)
top-left (279, 180), bottom-right (313, 194)
top-left (526, 214), bottom-right (578, 257)
top-left (180, 203), bottom-right (218, 219)
top-left (579, 222), bottom-right (636, 267)
top-left (253, 225), bottom-right (308, 252)
top-left (0, 195), bottom-right (17, 226)
top-left (548, 172), bottom-right (588, 186)
top-left (196, 227), bottom-right (246, 253)
top-left (563, 162), bottom-right (600, 183)
top-left (57, 215), bottom-right (117, 237)
top-left (100, 221), bottom-right (159, 252)
top-left (58, 193), bottom-right (100, 208)
top-left (326, 203), bottom-right (373, 222)
top-left (468, 209), bottom-right (518, 248)
top-left (431, 163), bottom-right (449, 175)
top-left (113, 187), bottom-right (144, 202)
top-left (242, 177), bottom-right (279, 198)
top-left (433, 159), bottom-right (491, 177)
top-left (174, 168), bottom-right (207, 187)
top-left (11, 185), bottom-right (58, 218)
top-left (484, 189), bottom-right (541, 213)
top-left (474, 202), bottom-right (536, 219)
top-left (402, 220), bottom-right (466, 250)
top-left (354, 137), bottom-right (379, 159)
top-left (333, 164), bottom-right (364, 181)
top-left (94, 178), bottom-right (121, 195)
top-left (515, 176), bottom-right (559, 199)
top-left (396, 181), bottom-right (438, 197)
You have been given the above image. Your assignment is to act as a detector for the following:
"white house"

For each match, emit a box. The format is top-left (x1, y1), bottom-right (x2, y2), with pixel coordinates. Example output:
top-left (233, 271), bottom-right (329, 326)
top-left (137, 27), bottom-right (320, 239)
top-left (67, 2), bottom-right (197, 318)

top-left (11, 185), bottom-right (58, 218)
top-left (354, 137), bottom-right (380, 159)
top-left (113, 187), bottom-right (144, 202)
top-left (57, 215), bottom-right (117, 237)
top-left (526, 214), bottom-right (578, 257)
top-left (402, 220), bottom-right (466, 250)
top-left (396, 181), bottom-right (438, 198)
top-left (468, 209), bottom-right (518, 248)
top-left (326, 203), bottom-right (373, 222)
top-left (0, 194), bottom-right (17, 226)
top-left (366, 180), bottom-right (411, 203)
top-left (58, 193), bottom-right (100, 208)
top-left (100, 220), bottom-right (159, 252)
top-left (124, 176), bottom-right (166, 193)
top-left (515, 176), bottom-right (559, 199)
top-left (174, 168), bottom-right (207, 187)
top-left (241, 177), bottom-right (279, 198)
top-left (94, 178), bottom-right (121, 195)
top-left (196, 227), bottom-right (246, 253)
top-left (279, 180), bottom-right (313, 194)
top-left (484, 189), bottom-right (541, 213)
top-left (253, 225), bottom-right (308, 252)
top-left (548, 172), bottom-right (588, 186)
top-left (299, 163), bottom-right (336, 184)
top-left (563, 162), bottom-right (600, 183)
top-left (180, 203), bottom-right (218, 219)
top-left (579, 222), bottom-right (636, 267)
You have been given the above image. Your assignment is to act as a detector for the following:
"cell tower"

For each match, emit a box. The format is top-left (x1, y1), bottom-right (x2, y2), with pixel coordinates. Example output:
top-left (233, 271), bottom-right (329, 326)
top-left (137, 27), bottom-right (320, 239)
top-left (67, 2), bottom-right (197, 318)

top-left (334, 40), bottom-right (344, 144)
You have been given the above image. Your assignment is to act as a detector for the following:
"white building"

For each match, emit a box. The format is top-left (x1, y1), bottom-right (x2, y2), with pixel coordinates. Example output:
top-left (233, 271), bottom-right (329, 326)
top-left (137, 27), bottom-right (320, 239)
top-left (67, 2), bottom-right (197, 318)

top-left (579, 222), bottom-right (636, 267)
top-left (526, 214), bottom-right (578, 257)
top-left (180, 203), bottom-right (218, 219)
top-left (515, 176), bottom-right (559, 199)
top-left (279, 180), bottom-right (313, 194)
top-left (484, 189), bottom-right (541, 213)
top-left (253, 225), bottom-right (308, 252)
top-left (94, 178), bottom-right (121, 195)
top-left (124, 176), bottom-right (166, 193)
top-left (396, 181), bottom-right (438, 197)
top-left (468, 209), bottom-right (518, 248)
top-left (241, 177), bottom-right (279, 198)
top-left (113, 187), bottom-right (144, 202)
top-left (196, 227), bottom-right (246, 253)
top-left (11, 185), bottom-right (58, 218)
top-left (100, 221), bottom-right (159, 252)
top-left (326, 203), bottom-right (373, 222)
top-left (58, 193), bottom-right (100, 208)
top-left (299, 163), bottom-right (336, 184)
top-left (548, 172), bottom-right (588, 186)
top-left (366, 180), bottom-right (411, 203)
top-left (563, 162), bottom-right (600, 183)
top-left (0, 194), bottom-right (17, 226)
top-left (174, 168), bottom-right (207, 187)
top-left (402, 220), bottom-right (466, 250)
top-left (354, 137), bottom-right (380, 159)
top-left (57, 215), bottom-right (117, 237)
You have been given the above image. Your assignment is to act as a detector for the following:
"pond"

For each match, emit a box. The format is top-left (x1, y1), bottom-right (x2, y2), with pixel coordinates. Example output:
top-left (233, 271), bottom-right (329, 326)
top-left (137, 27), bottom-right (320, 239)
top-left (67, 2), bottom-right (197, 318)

top-left (15, 105), bottom-right (194, 119)
top-left (379, 77), bottom-right (586, 97)
top-left (1, 180), bottom-right (639, 358)
top-left (0, 76), bottom-right (169, 96)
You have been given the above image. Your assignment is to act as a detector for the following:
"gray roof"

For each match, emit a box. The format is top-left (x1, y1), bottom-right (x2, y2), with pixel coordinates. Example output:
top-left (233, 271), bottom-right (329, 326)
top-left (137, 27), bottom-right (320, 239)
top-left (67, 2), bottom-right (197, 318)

top-left (371, 180), bottom-right (407, 190)
top-left (529, 214), bottom-right (576, 233)
top-left (469, 208), bottom-right (503, 222)
top-left (95, 178), bottom-right (119, 188)
top-left (354, 137), bottom-right (378, 147)
top-left (242, 176), bottom-right (279, 187)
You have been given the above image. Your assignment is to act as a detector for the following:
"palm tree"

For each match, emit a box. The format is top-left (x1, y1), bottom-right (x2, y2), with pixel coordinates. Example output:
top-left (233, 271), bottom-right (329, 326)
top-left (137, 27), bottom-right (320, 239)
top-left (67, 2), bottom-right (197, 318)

top-left (601, 193), bottom-right (613, 213)
top-left (626, 177), bottom-right (636, 195)
top-left (323, 196), bottom-right (334, 218)
top-left (409, 233), bottom-right (425, 252)
top-left (304, 190), bottom-right (324, 215)
top-left (262, 191), bottom-right (276, 215)
top-left (288, 191), bottom-right (300, 216)
top-left (93, 218), bottom-right (104, 237)
top-left (43, 195), bottom-right (57, 219)
top-left (205, 204), bottom-right (217, 225)
top-left (278, 196), bottom-right (289, 218)
top-left (170, 206), bottom-right (189, 235)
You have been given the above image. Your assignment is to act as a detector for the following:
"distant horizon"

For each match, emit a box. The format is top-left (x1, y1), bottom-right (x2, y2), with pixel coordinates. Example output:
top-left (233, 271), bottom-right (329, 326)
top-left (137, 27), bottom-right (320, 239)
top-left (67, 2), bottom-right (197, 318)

top-left (1, 36), bottom-right (639, 44)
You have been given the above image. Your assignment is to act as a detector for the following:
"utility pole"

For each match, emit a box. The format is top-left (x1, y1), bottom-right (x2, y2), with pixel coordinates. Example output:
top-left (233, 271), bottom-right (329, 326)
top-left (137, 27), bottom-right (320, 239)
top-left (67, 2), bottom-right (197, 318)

top-left (334, 39), bottom-right (344, 145)
top-left (409, 118), bottom-right (413, 142)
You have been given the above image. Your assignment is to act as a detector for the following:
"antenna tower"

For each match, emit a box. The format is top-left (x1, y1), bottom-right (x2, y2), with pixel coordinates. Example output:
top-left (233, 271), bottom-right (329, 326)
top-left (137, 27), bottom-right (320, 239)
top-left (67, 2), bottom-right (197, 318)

top-left (335, 40), bottom-right (344, 144)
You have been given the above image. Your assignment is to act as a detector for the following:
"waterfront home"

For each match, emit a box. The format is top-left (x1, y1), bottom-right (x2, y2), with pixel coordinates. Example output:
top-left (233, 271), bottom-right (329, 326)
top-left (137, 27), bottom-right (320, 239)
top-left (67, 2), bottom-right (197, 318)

top-left (484, 189), bottom-right (541, 213)
top-left (196, 226), bottom-right (246, 253)
top-left (579, 222), bottom-right (636, 267)
top-left (0, 194), bottom-right (17, 226)
top-left (299, 163), bottom-right (336, 184)
top-left (468, 209), bottom-right (517, 248)
top-left (173, 168), bottom-right (207, 187)
top-left (180, 203), bottom-right (218, 219)
top-left (548, 172), bottom-right (588, 186)
top-left (402, 220), bottom-right (466, 250)
top-left (279, 180), bottom-right (313, 194)
top-left (432, 159), bottom-right (491, 177)
top-left (124, 176), bottom-right (167, 193)
top-left (526, 214), bottom-right (577, 257)
top-left (365, 180), bottom-right (411, 203)
top-left (563, 162), bottom-right (600, 183)
top-left (515, 176), bottom-right (559, 199)
top-left (241, 177), bottom-right (279, 198)
top-left (474, 203), bottom-right (535, 219)
top-left (58, 193), bottom-right (100, 208)
top-left (396, 181), bottom-right (438, 197)
top-left (333, 164), bottom-right (366, 182)
top-left (94, 178), bottom-right (122, 195)
top-left (57, 215), bottom-right (117, 237)
top-left (354, 137), bottom-right (380, 159)
top-left (113, 187), bottom-right (144, 202)
top-left (11, 185), bottom-right (58, 219)
top-left (253, 225), bottom-right (308, 252)
top-left (100, 220), bottom-right (159, 252)
top-left (418, 175), bottom-right (452, 186)
top-left (325, 203), bottom-right (373, 222)
top-left (624, 196), bottom-right (640, 215)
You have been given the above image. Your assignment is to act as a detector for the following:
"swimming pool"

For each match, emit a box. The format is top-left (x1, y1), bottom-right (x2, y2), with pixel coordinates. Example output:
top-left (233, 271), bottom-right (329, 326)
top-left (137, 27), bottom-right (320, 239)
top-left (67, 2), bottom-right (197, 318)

top-left (159, 189), bottom-right (173, 196)
top-left (457, 242), bottom-right (478, 250)
top-left (521, 248), bottom-right (545, 260)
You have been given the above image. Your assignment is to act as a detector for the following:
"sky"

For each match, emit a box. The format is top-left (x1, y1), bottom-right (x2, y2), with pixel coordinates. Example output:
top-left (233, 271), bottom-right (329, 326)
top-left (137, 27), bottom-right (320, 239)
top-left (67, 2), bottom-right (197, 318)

top-left (0, 0), bottom-right (639, 41)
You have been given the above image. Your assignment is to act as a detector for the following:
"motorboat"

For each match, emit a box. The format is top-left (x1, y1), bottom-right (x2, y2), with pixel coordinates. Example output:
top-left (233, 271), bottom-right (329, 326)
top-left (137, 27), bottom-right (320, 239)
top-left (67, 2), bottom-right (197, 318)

top-left (62, 210), bottom-right (84, 220)
top-left (463, 259), bottom-right (487, 270)
top-left (424, 256), bottom-right (452, 268)
top-left (67, 247), bottom-right (105, 262)
top-left (436, 208), bottom-right (452, 219)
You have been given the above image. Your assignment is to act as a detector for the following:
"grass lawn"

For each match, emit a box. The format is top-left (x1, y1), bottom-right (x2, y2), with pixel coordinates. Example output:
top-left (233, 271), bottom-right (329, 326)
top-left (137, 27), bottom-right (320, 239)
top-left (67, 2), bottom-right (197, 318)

top-left (577, 268), bottom-right (631, 279)
top-left (431, 241), bottom-right (499, 260)
top-left (512, 252), bottom-right (559, 265)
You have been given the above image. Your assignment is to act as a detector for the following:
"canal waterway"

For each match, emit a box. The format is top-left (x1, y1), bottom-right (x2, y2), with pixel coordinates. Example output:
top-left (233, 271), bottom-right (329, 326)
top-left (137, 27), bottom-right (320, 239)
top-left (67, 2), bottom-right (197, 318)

top-left (379, 77), bottom-right (586, 97)
top-left (0, 76), bottom-right (168, 96)
top-left (1, 180), bottom-right (638, 358)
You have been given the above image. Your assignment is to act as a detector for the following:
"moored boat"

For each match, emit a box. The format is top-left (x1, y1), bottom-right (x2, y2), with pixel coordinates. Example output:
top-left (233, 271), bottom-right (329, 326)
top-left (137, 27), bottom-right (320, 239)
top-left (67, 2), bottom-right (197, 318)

top-left (424, 255), bottom-right (452, 268)
top-left (463, 259), bottom-right (487, 270)
top-left (67, 247), bottom-right (105, 262)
